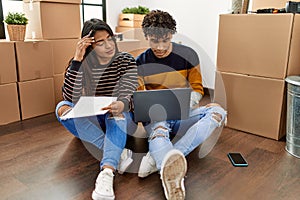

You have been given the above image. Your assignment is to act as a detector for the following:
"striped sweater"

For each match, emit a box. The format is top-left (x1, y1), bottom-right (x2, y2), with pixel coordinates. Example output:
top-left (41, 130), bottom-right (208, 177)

top-left (136, 42), bottom-right (204, 96)
top-left (62, 52), bottom-right (138, 111)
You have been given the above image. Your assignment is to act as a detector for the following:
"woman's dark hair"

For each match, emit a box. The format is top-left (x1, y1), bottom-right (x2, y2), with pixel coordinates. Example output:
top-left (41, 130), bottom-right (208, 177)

top-left (65, 18), bottom-right (117, 96)
top-left (142, 10), bottom-right (176, 38)
top-left (81, 18), bottom-right (115, 57)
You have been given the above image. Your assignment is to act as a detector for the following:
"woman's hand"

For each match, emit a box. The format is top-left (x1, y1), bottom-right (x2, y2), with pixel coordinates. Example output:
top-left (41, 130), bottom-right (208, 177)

top-left (102, 101), bottom-right (125, 116)
top-left (73, 30), bottom-right (95, 62)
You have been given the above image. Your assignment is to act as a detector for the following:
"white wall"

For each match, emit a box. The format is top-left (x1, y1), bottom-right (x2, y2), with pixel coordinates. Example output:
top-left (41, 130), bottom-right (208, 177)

top-left (2, 0), bottom-right (24, 41)
top-left (107, 0), bottom-right (232, 89)
top-left (2, 0), bottom-right (24, 16)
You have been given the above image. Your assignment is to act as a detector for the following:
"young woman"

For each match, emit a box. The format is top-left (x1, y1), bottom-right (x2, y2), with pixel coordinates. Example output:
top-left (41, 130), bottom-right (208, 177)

top-left (55, 18), bottom-right (138, 200)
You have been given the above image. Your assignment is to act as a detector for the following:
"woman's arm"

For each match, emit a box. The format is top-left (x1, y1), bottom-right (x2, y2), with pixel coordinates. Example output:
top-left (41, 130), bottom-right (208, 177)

top-left (62, 60), bottom-right (84, 103)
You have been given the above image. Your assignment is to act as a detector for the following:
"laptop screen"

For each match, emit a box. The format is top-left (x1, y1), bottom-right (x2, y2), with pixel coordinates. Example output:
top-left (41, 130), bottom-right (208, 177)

top-left (133, 88), bottom-right (192, 122)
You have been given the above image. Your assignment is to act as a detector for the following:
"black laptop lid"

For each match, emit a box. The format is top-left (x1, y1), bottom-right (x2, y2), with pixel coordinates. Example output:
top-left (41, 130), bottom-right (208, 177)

top-left (133, 88), bottom-right (192, 123)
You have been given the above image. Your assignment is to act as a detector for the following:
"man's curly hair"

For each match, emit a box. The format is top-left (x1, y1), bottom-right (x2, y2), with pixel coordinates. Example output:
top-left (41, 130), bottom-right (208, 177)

top-left (142, 10), bottom-right (176, 38)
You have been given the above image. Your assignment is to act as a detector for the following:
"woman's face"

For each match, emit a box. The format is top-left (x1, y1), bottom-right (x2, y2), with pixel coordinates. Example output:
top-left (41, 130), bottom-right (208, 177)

top-left (92, 30), bottom-right (116, 64)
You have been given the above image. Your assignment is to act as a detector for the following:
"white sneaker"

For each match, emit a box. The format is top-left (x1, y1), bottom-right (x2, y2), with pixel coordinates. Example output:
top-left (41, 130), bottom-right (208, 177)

top-left (92, 168), bottom-right (115, 200)
top-left (160, 149), bottom-right (187, 200)
top-left (117, 148), bottom-right (133, 174)
top-left (138, 152), bottom-right (158, 178)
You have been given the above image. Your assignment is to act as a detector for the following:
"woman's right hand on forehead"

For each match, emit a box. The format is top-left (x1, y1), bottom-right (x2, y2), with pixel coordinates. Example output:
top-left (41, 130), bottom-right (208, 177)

top-left (73, 30), bottom-right (95, 62)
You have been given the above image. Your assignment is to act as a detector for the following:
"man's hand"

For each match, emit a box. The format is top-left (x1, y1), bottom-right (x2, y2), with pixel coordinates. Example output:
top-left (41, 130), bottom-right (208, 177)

top-left (190, 91), bottom-right (202, 108)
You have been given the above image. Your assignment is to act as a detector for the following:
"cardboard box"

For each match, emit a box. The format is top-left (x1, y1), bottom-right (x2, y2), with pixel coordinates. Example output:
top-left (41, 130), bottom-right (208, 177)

top-left (15, 41), bottom-right (53, 81)
top-left (287, 14), bottom-right (300, 76)
top-left (0, 41), bottom-right (17, 84)
top-left (214, 71), bottom-right (286, 140)
top-left (116, 27), bottom-right (149, 48)
top-left (53, 73), bottom-right (64, 105)
top-left (23, 2), bottom-right (81, 39)
top-left (118, 14), bottom-right (145, 28)
top-left (18, 78), bottom-right (55, 120)
top-left (51, 39), bottom-right (78, 74)
top-left (0, 83), bottom-right (20, 125)
top-left (116, 26), bottom-right (135, 35)
top-left (128, 48), bottom-right (148, 58)
top-left (117, 39), bottom-right (141, 52)
top-left (23, 0), bottom-right (81, 4)
top-left (252, 0), bottom-right (300, 11)
top-left (217, 14), bottom-right (300, 79)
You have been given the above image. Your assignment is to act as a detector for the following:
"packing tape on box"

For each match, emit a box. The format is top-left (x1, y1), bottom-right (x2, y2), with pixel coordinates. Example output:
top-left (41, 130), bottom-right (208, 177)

top-left (29, 0), bottom-right (33, 11)
top-left (32, 40), bottom-right (40, 46)
top-left (31, 31), bottom-right (36, 39)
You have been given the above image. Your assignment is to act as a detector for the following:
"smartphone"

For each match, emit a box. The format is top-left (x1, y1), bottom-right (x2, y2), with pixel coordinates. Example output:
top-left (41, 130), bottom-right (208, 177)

top-left (227, 152), bottom-right (248, 167)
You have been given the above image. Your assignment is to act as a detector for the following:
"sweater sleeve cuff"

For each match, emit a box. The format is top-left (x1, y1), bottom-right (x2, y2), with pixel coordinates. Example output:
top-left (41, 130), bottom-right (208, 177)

top-left (69, 60), bottom-right (82, 71)
top-left (190, 91), bottom-right (203, 108)
top-left (119, 99), bottom-right (130, 112)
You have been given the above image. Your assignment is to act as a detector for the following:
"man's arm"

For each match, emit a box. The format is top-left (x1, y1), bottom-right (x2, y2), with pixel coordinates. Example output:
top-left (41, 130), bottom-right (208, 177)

top-left (137, 75), bottom-right (146, 90)
top-left (188, 64), bottom-right (204, 93)
top-left (188, 64), bottom-right (204, 107)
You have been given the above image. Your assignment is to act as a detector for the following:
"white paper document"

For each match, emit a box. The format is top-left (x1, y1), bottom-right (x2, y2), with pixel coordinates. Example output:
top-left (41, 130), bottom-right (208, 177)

top-left (60, 96), bottom-right (117, 120)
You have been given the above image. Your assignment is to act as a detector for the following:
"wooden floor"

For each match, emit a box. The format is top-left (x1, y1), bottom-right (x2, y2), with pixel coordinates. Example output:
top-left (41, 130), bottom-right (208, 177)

top-left (1, 112), bottom-right (300, 200)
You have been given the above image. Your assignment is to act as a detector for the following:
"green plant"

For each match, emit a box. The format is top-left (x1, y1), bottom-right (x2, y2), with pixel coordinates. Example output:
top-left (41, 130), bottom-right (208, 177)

top-left (3, 12), bottom-right (28, 25)
top-left (122, 5), bottom-right (150, 14)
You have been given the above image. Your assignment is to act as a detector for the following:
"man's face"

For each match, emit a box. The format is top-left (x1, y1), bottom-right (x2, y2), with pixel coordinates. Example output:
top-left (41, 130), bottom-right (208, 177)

top-left (147, 33), bottom-right (173, 58)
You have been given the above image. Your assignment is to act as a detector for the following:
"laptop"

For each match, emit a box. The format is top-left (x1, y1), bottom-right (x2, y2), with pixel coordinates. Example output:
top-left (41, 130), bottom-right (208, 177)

top-left (133, 88), bottom-right (192, 122)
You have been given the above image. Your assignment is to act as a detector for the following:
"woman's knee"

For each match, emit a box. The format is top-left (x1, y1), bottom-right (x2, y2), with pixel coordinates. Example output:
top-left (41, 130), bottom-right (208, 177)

top-left (55, 101), bottom-right (74, 118)
top-left (148, 125), bottom-right (170, 141)
top-left (105, 113), bottom-right (127, 131)
top-left (106, 112), bottom-right (128, 121)
top-left (57, 105), bottom-right (72, 117)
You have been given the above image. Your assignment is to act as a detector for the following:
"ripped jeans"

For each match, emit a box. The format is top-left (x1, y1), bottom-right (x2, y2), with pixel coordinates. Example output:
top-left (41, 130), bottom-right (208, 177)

top-left (143, 104), bottom-right (227, 170)
top-left (55, 100), bottom-right (134, 170)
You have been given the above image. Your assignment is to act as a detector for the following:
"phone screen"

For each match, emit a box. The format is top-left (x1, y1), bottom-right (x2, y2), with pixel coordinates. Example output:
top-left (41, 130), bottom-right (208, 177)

top-left (227, 153), bottom-right (248, 167)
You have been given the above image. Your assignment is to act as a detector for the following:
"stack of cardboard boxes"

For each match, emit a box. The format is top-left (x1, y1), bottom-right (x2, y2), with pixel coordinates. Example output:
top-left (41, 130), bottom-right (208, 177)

top-left (214, 13), bottom-right (300, 140)
top-left (0, 41), bottom-right (20, 125)
top-left (115, 13), bottom-right (149, 54)
top-left (116, 13), bottom-right (144, 33)
top-left (0, 0), bottom-right (81, 124)
top-left (115, 28), bottom-right (148, 58)
top-left (18, 0), bottom-right (80, 120)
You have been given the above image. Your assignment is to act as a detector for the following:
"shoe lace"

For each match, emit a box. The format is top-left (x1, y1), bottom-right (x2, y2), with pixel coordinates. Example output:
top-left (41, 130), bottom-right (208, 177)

top-left (97, 171), bottom-right (113, 193)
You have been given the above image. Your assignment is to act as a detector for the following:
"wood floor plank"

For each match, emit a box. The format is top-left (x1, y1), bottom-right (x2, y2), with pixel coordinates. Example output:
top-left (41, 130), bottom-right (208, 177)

top-left (0, 176), bottom-right (28, 200)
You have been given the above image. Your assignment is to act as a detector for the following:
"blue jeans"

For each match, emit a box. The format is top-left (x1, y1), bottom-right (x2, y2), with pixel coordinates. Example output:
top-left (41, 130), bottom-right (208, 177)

top-left (55, 100), bottom-right (135, 170)
top-left (143, 104), bottom-right (227, 170)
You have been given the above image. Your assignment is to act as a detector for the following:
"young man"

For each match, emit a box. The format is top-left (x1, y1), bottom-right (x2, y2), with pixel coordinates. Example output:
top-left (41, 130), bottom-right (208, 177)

top-left (135, 10), bottom-right (227, 199)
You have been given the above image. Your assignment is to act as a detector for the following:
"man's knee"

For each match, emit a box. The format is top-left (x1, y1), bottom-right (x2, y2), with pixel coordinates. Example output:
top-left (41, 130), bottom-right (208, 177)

top-left (205, 103), bottom-right (227, 124)
top-left (205, 103), bottom-right (221, 108)
top-left (212, 112), bottom-right (223, 123)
